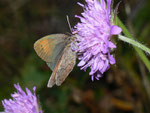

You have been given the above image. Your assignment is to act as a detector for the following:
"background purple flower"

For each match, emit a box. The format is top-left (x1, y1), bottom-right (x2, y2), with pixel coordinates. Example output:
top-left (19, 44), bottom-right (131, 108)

top-left (2, 84), bottom-right (42, 113)
top-left (73, 0), bottom-right (122, 80)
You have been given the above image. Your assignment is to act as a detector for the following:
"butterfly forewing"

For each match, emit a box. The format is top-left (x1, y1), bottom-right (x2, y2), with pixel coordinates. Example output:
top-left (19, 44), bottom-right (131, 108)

top-left (34, 34), bottom-right (69, 70)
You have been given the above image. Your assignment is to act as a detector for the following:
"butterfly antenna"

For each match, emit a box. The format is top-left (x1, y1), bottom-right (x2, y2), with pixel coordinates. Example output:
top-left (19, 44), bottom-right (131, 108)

top-left (66, 15), bottom-right (73, 33)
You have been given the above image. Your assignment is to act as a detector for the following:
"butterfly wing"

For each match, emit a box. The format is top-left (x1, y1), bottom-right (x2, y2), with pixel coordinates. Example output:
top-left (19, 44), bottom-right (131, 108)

top-left (34, 34), bottom-right (76, 88)
top-left (47, 44), bottom-right (76, 87)
top-left (34, 34), bottom-right (69, 71)
top-left (55, 44), bottom-right (76, 86)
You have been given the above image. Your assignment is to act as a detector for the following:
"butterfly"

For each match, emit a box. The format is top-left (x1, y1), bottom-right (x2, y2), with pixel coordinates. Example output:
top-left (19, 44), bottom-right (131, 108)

top-left (34, 34), bottom-right (76, 87)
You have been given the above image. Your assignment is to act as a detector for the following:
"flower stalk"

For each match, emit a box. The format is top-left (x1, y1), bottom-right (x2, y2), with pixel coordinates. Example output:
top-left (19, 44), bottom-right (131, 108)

top-left (118, 35), bottom-right (150, 55)
top-left (116, 17), bottom-right (150, 72)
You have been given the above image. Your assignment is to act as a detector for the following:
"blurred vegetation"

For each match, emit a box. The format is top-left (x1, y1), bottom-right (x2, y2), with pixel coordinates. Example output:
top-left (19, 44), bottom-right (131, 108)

top-left (0, 0), bottom-right (150, 113)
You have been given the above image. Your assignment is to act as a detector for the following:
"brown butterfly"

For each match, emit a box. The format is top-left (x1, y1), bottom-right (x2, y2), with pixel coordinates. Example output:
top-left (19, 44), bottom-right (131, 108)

top-left (34, 34), bottom-right (76, 87)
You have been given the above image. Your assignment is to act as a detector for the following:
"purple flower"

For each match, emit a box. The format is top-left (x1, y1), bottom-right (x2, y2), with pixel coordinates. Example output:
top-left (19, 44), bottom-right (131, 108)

top-left (2, 84), bottom-right (43, 113)
top-left (72, 0), bottom-right (122, 80)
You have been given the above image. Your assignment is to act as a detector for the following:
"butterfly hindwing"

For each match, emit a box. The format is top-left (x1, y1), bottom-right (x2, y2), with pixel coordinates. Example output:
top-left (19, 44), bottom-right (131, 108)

top-left (55, 44), bottom-right (76, 86)
top-left (47, 44), bottom-right (76, 87)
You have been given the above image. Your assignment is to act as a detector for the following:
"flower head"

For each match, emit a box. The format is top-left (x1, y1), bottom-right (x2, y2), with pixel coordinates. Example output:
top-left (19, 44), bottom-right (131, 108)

top-left (2, 84), bottom-right (42, 113)
top-left (72, 0), bottom-right (122, 80)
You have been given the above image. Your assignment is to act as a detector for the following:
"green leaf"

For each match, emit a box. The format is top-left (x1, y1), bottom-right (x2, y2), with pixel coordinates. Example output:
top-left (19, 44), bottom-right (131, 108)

top-left (116, 17), bottom-right (150, 72)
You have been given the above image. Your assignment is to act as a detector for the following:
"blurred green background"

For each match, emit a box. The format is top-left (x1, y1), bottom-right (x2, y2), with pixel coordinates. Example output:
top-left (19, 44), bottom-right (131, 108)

top-left (0, 0), bottom-right (150, 113)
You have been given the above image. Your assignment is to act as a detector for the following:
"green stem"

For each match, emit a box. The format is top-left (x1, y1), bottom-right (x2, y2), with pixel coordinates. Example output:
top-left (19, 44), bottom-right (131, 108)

top-left (116, 17), bottom-right (150, 72)
top-left (118, 35), bottom-right (150, 54)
